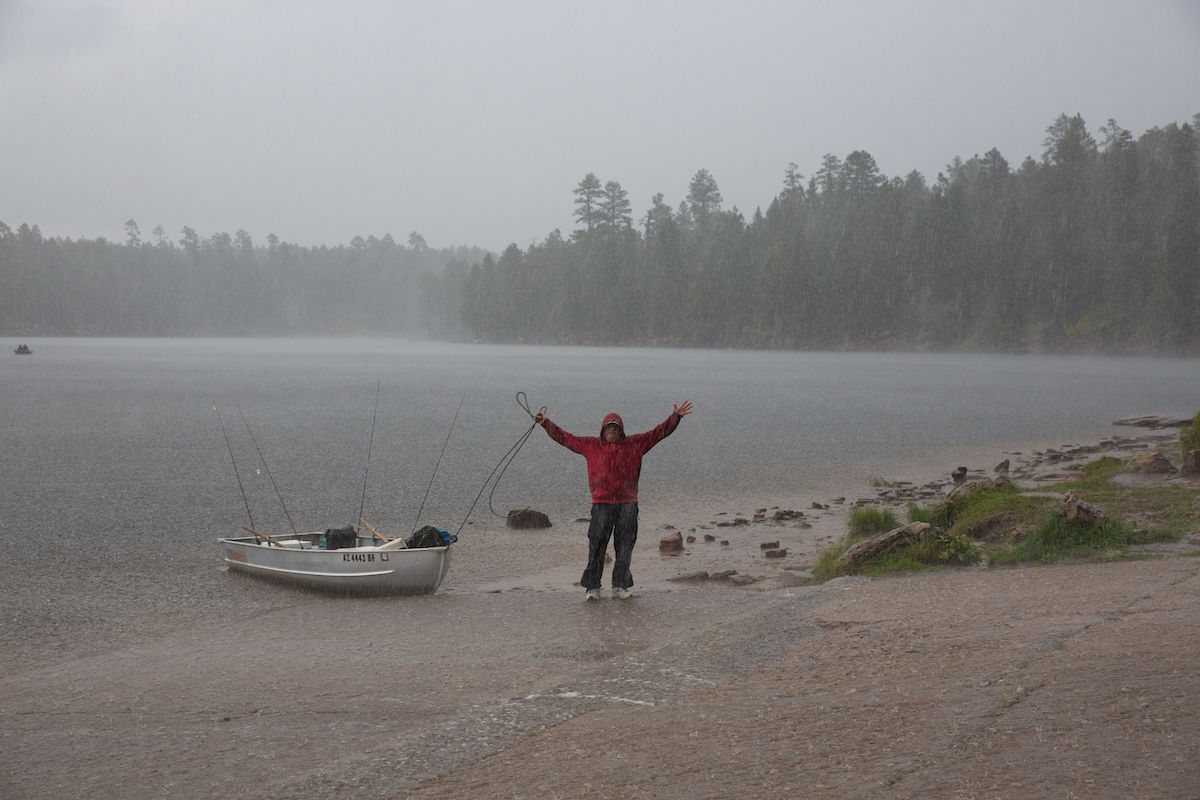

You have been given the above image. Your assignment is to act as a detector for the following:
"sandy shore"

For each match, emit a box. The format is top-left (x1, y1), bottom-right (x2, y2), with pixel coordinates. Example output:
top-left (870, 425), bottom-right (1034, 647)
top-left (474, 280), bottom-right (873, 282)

top-left (3, 430), bottom-right (1198, 799)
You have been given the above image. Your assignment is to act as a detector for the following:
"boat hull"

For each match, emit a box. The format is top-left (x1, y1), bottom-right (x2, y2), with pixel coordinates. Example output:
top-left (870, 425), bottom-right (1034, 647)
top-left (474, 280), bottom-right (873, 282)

top-left (218, 534), bottom-right (450, 595)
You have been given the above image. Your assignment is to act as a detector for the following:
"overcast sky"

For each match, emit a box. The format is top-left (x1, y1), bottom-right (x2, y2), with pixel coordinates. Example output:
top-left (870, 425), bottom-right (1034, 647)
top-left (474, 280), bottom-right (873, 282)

top-left (2, 0), bottom-right (1198, 252)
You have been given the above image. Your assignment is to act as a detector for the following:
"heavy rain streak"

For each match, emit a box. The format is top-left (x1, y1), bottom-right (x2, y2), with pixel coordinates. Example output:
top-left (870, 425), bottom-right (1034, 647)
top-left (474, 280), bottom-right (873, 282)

top-left (2, 2), bottom-right (1199, 799)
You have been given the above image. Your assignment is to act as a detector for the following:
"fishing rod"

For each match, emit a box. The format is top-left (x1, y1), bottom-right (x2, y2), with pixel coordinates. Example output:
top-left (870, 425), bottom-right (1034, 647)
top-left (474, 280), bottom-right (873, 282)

top-left (356, 380), bottom-right (382, 529)
top-left (237, 405), bottom-right (298, 537)
top-left (212, 403), bottom-right (255, 533)
top-left (454, 392), bottom-right (544, 536)
top-left (411, 392), bottom-right (465, 534)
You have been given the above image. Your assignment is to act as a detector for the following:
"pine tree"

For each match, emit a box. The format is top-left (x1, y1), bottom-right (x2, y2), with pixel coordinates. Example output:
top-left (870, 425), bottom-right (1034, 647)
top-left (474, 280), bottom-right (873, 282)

top-left (572, 173), bottom-right (604, 235)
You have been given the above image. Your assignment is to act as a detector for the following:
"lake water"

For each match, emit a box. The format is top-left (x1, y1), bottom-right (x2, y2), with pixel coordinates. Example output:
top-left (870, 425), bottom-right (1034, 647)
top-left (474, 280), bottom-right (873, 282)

top-left (2, 338), bottom-right (1197, 674)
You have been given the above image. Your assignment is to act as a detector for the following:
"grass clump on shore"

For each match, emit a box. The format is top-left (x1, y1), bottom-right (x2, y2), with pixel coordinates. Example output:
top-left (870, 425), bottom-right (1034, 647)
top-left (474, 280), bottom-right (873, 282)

top-left (1047, 456), bottom-right (1126, 491)
top-left (814, 453), bottom-right (1199, 580)
top-left (811, 547), bottom-right (846, 580)
top-left (847, 507), bottom-right (900, 540)
top-left (907, 483), bottom-right (1044, 541)
top-left (1046, 456), bottom-right (1199, 542)
top-left (814, 505), bottom-right (983, 581)
top-left (988, 514), bottom-right (1144, 565)
top-left (1180, 412), bottom-right (1200, 458)
top-left (939, 478), bottom-right (1020, 526)
top-left (812, 526), bottom-right (981, 581)
top-left (860, 530), bottom-right (981, 576)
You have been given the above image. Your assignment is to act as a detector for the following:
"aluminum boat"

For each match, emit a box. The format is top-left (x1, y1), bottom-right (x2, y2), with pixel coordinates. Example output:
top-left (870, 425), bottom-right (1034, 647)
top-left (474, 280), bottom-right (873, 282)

top-left (218, 530), bottom-right (451, 595)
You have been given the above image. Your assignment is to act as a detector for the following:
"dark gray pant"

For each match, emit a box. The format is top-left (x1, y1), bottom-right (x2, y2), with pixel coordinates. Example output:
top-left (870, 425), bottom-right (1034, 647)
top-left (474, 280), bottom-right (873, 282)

top-left (581, 502), bottom-right (638, 590)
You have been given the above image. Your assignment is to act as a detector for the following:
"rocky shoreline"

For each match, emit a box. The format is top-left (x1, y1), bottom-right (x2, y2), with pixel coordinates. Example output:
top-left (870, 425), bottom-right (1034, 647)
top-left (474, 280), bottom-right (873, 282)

top-left (647, 417), bottom-right (1197, 589)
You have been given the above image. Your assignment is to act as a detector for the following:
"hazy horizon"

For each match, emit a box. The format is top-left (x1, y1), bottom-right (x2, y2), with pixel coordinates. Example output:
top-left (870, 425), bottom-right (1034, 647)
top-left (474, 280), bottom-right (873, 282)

top-left (2, 0), bottom-right (1198, 251)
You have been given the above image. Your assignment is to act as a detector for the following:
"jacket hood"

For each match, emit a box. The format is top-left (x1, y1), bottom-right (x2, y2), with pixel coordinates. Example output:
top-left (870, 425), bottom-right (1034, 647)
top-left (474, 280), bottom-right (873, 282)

top-left (600, 413), bottom-right (625, 438)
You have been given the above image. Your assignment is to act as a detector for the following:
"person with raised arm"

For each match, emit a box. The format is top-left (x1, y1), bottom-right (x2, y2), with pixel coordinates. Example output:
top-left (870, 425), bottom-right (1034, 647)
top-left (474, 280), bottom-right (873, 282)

top-left (535, 401), bottom-right (693, 601)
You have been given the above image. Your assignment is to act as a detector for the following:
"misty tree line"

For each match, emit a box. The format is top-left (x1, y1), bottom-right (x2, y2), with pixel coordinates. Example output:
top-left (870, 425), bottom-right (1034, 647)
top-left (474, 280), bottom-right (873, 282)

top-left (2, 113), bottom-right (1197, 353)
top-left (459, 113), bottom-right (1200, 353)
top-left (0, 224), bottom-right (482, 337)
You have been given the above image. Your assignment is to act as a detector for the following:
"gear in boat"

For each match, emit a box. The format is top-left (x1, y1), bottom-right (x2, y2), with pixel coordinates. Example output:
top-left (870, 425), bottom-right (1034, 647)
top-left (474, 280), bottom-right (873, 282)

top-left (268, 524), bottom-right (455, 550)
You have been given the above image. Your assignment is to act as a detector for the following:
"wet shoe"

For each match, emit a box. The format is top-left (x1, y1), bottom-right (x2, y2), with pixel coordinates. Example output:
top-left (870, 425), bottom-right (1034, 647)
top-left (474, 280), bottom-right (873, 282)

top-left (585, 589), bottom-right (601, 602)
top-left (613, 587), bottom-right (631, 599)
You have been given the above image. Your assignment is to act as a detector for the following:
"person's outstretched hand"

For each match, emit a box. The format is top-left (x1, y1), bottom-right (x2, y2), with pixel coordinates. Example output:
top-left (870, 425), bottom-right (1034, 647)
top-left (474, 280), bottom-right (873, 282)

top-left (534, 411), bottom-right (546, 424)
top-left (674, 400), bottom-right (693, 417)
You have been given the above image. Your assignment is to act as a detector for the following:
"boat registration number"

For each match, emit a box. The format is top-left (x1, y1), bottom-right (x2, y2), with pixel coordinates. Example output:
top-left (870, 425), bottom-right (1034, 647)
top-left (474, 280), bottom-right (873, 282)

top-left (343, 553), bottom-right (377, 562)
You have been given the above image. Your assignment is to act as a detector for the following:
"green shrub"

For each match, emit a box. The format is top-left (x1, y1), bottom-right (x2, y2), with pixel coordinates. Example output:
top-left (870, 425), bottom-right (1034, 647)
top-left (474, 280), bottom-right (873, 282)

top-left (941, 481), bottom-right (1018, 526)
top-left (931, 531), bottom-right (982, 564)
top-left (847, 507), bottom-right (900, 541)
top-left (886, 530), bottom-right (981, 568)
top-left (1080, 456), bottom-right (1126, 481)
top-left (906, 502), bottom-right (940, 526)
top-left (812, 544), bottom-right (851, 581)
top-left (857, 549), bottom-right (930, 576)
top-left (1181, 411), bottom-right (1200, 458)
top-left (943, 492), bottom-right (1048, 542)
top-left (989, 513), bottom-right (1142, 565)
top-left (816, 519), bottom-right (982, 580)
top-left (907, 481), bottom-right (1025, 532)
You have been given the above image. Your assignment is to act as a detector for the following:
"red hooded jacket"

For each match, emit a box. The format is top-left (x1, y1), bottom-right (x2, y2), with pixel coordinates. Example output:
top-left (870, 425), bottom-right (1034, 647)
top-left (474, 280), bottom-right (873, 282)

top-left (541, 411), bottom-right (682, 503)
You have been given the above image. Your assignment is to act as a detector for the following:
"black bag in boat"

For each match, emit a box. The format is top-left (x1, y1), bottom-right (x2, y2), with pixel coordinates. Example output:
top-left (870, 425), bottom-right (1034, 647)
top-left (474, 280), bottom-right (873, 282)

top-left (406, 525), bottom-right (454, 549)
top-left (323, 526), bottom-right (357, 550)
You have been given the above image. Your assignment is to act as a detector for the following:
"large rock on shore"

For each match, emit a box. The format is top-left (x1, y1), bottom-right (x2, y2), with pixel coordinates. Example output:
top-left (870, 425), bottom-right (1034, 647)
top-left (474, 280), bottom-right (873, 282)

top-left (1113, 415), bottom-right (1192, 429)
top-left (1122, 452), bottom-right (1176, 475)
top-left (659, 531), bottom-right (684, 553)
top-left (506, 508), bottom-right (552, 529)
top-left (834, 522), bottom-right (940, 570)
top-left (1061, 492), bottom-right (1105, 525)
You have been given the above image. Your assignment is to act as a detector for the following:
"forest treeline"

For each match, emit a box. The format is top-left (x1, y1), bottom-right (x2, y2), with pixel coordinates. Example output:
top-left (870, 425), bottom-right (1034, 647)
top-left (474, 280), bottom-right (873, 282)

top-left (0, 225), bottom-right (481, 337)
top-left (461, 113), bottom-right (1199, 354)
top-left (2, 113), bottom-right (1197, 353)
